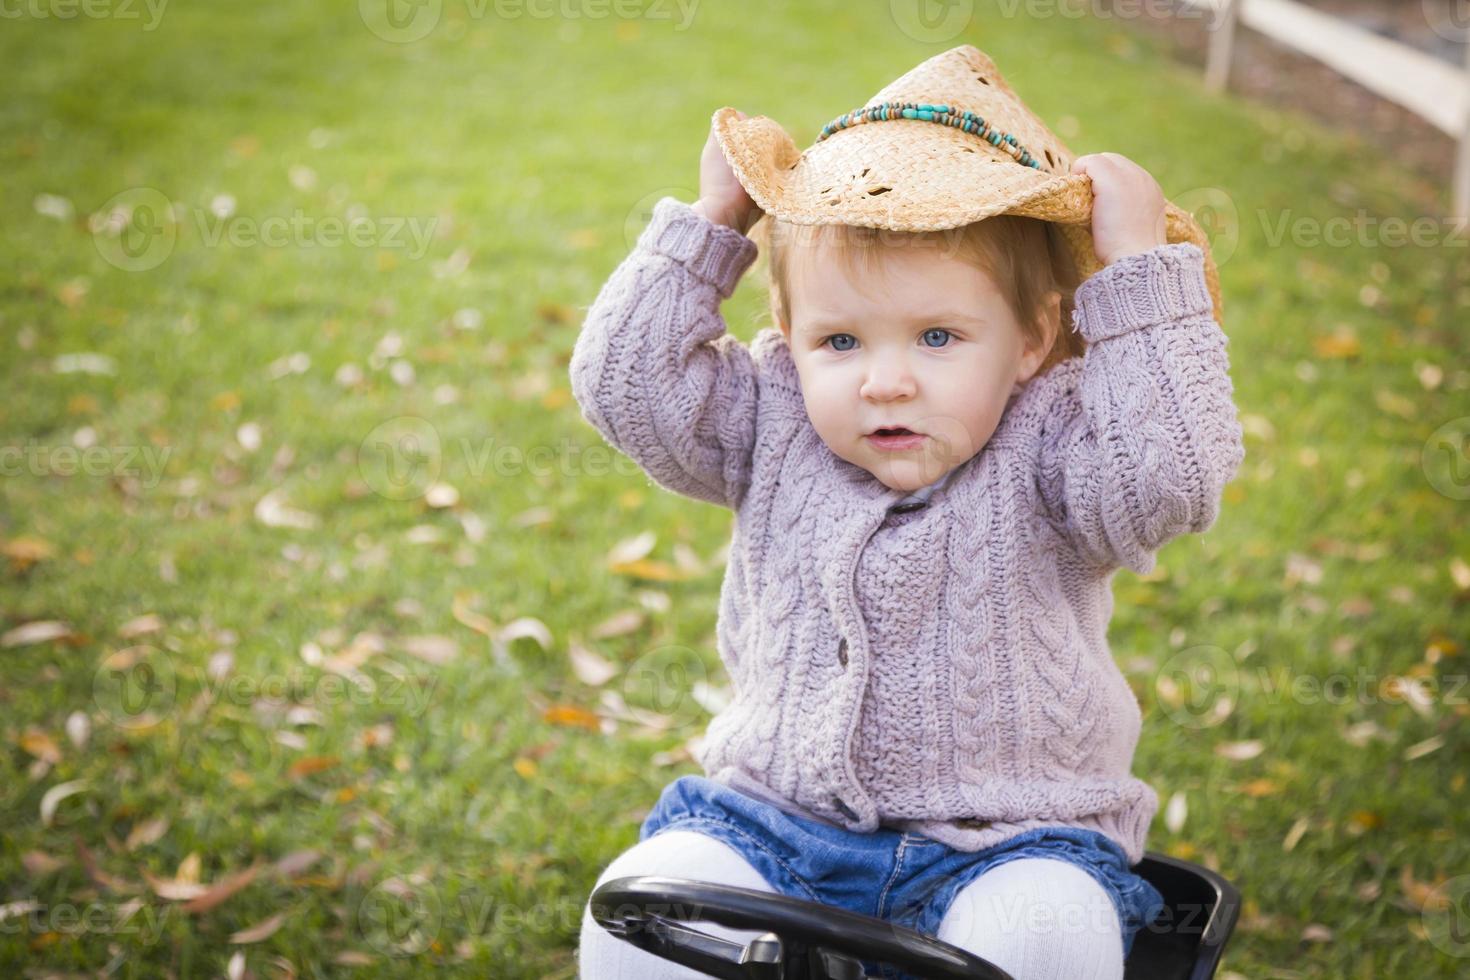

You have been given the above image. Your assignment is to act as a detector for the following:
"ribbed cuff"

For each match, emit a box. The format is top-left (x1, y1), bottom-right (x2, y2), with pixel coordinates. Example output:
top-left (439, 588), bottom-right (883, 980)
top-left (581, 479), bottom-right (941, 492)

top-left (1070, 242), bottom-right (1212, 343)
top-left (639, 196), bottom-right (759, 300)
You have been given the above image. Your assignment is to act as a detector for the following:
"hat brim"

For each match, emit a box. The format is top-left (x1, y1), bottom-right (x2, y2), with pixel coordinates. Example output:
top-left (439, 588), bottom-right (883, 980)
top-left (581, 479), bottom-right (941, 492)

top-left (712, 106), bottom-right (1224, 326)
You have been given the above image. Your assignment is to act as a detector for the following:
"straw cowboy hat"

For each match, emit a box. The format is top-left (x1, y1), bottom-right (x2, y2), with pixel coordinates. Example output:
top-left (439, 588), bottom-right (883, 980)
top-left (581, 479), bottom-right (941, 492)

top-left (712, 44), bottom-right (1224, 326)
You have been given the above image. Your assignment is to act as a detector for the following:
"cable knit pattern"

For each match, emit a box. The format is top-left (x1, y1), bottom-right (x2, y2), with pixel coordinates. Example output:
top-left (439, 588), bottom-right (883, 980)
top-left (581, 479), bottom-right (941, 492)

top-left (569, 197), bottom-right (1247, 865)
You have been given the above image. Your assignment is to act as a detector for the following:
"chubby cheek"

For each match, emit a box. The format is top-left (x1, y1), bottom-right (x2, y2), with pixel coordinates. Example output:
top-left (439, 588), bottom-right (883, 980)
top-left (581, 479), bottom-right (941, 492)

top-left (918, 359), bottom-right (1013, 459)
top-left (799, 374), bottom-right (854, 448)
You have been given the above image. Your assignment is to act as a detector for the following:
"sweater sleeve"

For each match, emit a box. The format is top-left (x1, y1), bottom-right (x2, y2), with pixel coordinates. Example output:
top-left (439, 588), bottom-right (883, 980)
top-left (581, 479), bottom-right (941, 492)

top-left (568, 196), bottom-right (763, 510)
top-left (1037, 242), bottom-right (1246, 574)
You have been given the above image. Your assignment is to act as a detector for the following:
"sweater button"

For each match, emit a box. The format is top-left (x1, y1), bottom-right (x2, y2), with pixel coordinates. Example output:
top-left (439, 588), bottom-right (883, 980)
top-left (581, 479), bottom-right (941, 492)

top-left (831, 796), bottom-right (858, 821)
top-left (836, 637), bottom-right (848, 667)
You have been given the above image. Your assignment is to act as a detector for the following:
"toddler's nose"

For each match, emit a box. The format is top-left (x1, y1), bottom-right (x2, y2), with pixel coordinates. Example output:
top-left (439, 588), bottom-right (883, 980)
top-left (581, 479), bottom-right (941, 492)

top-left (861, 367), bottom-right (917, 401)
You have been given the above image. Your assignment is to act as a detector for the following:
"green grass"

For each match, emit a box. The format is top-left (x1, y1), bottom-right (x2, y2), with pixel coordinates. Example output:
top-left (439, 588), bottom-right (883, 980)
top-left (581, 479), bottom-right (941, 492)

top-left (2, 0), bottom-right (1468, 976)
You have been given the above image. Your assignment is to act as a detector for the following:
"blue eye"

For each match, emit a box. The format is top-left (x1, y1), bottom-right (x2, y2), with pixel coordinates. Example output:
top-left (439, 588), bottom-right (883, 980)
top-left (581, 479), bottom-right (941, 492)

top-left (922, 328), bottom-right (952, 348)
top-left (823, 334), bottom-right (857, 352)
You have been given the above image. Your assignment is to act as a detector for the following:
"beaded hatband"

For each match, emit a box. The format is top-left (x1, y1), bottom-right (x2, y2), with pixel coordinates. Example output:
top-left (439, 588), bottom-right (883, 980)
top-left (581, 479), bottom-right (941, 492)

top-left (816, 101), bottom-right (1047, 171)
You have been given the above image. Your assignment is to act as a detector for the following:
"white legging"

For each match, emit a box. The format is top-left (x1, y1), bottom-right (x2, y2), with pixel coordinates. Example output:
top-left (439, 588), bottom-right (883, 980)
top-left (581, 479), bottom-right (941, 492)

top-left (579, 829), bottom-right (1125, 980)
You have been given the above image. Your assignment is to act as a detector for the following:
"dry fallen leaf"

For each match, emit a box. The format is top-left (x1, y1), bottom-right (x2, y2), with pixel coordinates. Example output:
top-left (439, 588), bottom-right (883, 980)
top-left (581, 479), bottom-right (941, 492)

top-left (451, 592), bottom-right (497, 638)
top-left (1163, 790), bottom-right (1187, 834)
top-left (118, 613), bottom-right (165, 638)
top-left (1403, 734), bottom-right (1446, 760)
top-left (1282, 816), bottom-right (1309, 852)
top-left (1347, 810), bottom-right (1383, 834)
top-left (74, 837), bottom-right (136, 894)
top-left (273, 850), bottom-right (324, 879)
top-left (20, 729), bottom-right (62, 764)
top-left (40, 780), bottom-right (86, 828)
top-left (125, 816), bottom-right (170, 852)
top-left (333, 951), bottom-right (375, 966)
top-left (182, 862), bottom-right (261, 915)
top-left (424, 483), bottom-right (459, 509)
top-left (2, 536), bottom-right (55, 572)
top-left (1214, 740), bottom-right (1265, 761)
top-left (568, 640), bottom-right (618, 686)
top-left (609, 558), bottom-right (690, 582)
top-left (254, 489), bottom-right (320, 530)
top-left (287, 756), bottom-right (339, 781)
top-left (1340, 719), bottom-right (1382, 747)
top-left (22, 851), bottom-right (64, 875)
top-left (401, 634), bottom-right (457, 666)
top-left (1372, 388), bottom-right (1416, 419)
top-left (64, 711), bottom-right (90, 750)
top-left (589, 610), bottom-right (644, 640)
top-left (177, 852), bottom-right (202, 885)
top-left (230, 912), bottom-right (287, 944)
top-left (1399, 865), bottom-right (1449, 912)
top-left (2, 620), bottom-right (74, 648)
top-left (1238, 778), bottom-right (1281, 798)
top-left (496, 617), bottom-right (553, 653)
top-left (143, 870), bottom-right (208, 902)
top-left (542, 704), bottom-right (603, 731)
top-left (1312, 327), bottom-right (1360, 359)
top-left (607, 531), bottom-right (656, 566)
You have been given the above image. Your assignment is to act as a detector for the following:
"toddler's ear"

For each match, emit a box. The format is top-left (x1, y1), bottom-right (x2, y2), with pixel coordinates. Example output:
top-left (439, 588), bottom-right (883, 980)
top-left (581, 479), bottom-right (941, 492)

top-left (1015, 290), bottom-right (1062, 384)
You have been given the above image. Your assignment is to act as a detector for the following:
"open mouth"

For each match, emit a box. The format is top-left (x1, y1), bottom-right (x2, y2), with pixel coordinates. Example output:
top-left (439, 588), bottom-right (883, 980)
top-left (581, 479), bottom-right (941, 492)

top-left (867, 426), bottom-right (926, 450)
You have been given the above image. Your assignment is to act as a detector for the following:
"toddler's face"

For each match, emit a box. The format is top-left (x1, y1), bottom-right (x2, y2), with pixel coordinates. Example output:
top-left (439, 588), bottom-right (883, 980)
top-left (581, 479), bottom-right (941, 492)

top-left (779, 237), bottom-right (1057, 493)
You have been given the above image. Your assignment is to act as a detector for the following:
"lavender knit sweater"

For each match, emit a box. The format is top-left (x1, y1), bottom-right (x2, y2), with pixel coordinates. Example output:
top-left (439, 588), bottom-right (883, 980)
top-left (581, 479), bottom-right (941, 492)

top-left (569, 197), bottom-right (1245, 865)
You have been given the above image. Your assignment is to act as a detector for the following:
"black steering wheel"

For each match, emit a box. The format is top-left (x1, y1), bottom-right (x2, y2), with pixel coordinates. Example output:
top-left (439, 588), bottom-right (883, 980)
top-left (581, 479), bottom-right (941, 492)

top-left (590, 875), bottom-right (1016, 980)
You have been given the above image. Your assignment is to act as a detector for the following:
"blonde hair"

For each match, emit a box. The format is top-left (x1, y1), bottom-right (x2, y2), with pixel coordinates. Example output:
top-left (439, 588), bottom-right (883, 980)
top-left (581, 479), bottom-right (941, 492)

top-left (751, 213), bottom-right (1085, 375)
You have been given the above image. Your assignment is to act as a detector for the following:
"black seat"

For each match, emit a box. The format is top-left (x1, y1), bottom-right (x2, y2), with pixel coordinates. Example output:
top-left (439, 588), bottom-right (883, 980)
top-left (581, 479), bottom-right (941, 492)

top-left (1124, 851), bottom-right (1241, 980)
top-left (589, 849), bottom-right (1241, 979)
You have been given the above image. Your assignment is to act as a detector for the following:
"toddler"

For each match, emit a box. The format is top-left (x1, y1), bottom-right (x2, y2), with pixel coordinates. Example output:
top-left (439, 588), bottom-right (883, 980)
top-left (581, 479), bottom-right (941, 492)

top-left (571, 49), bottom-right (1244, 980)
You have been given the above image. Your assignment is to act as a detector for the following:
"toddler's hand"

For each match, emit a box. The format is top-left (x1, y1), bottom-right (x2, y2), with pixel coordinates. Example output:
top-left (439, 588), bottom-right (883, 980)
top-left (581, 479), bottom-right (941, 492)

top-left (1070, 152), bottom-right (1167, 266)
top-left (692, 110), bottom-right (763, 236)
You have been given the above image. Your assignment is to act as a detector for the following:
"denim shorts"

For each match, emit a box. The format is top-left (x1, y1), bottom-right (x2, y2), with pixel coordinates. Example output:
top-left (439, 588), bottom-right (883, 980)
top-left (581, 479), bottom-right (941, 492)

top-left (639, 775), bottom-right (1164, 975)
